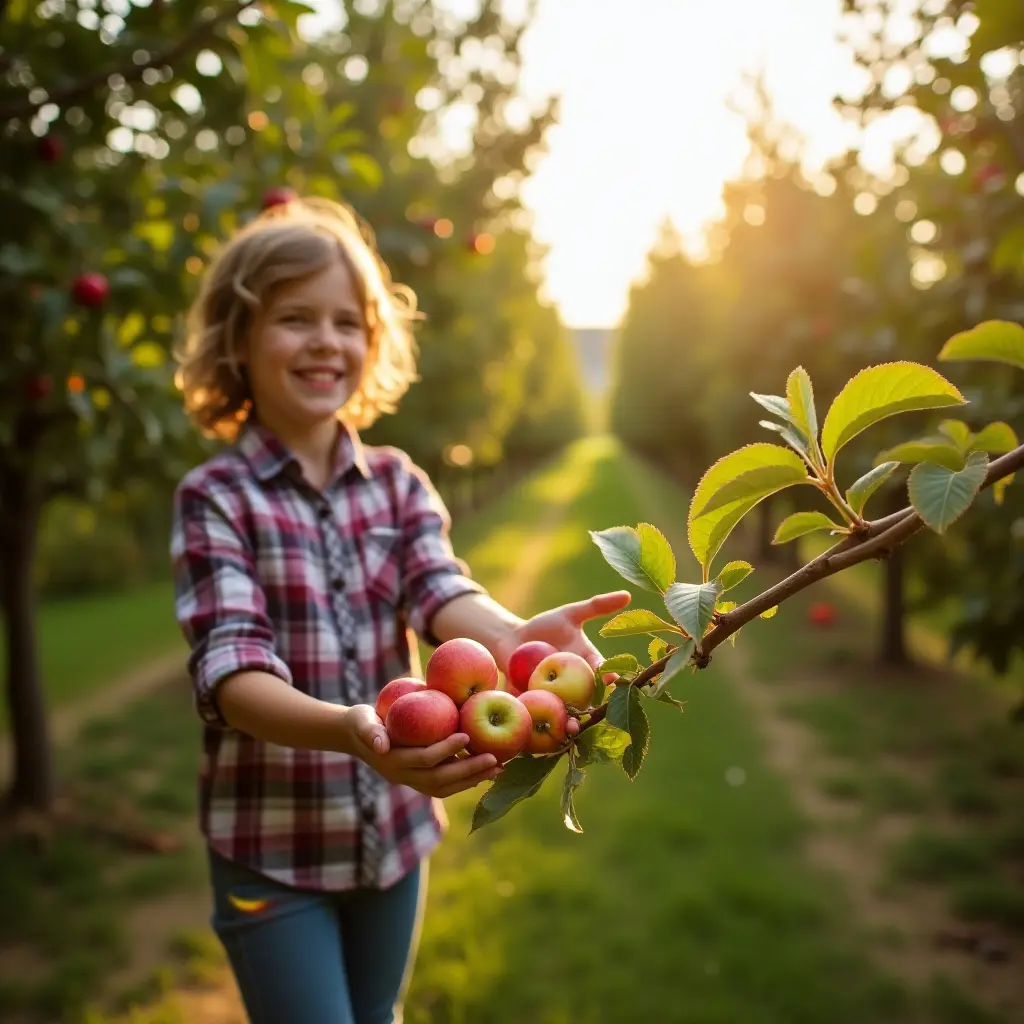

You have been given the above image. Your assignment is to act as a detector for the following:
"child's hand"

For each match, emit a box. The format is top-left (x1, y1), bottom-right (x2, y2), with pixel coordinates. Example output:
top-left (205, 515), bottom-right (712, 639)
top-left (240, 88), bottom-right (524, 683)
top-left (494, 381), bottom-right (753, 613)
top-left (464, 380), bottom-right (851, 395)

top-left (344, 704), bottom-right (502, 798)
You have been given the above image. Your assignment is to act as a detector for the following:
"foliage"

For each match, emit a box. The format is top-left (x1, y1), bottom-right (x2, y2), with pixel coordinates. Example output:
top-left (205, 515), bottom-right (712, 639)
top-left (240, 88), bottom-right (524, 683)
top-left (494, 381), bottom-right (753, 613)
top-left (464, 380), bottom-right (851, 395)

top-left (472, 323), bottom-right (1024, 832)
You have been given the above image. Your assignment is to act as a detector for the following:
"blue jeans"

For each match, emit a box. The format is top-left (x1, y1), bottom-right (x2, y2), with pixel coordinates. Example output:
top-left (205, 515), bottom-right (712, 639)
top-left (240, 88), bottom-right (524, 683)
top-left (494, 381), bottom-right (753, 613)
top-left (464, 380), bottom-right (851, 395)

top-left (207, 847), bottom-right (426, 1024)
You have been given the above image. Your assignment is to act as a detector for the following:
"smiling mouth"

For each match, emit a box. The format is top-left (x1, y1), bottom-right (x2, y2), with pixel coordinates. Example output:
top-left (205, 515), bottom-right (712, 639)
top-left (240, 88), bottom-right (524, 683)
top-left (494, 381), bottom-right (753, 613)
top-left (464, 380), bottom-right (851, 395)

top-left (293, 369), bottom-right (345, 387)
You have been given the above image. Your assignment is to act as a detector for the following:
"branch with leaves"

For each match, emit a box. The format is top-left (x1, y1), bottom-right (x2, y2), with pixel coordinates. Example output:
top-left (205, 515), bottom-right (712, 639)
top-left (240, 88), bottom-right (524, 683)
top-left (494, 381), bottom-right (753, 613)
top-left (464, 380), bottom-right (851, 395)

top-left (470, 319), bottom-right (1024, 836)
top-left (0, 0), bottom-right (262, 123)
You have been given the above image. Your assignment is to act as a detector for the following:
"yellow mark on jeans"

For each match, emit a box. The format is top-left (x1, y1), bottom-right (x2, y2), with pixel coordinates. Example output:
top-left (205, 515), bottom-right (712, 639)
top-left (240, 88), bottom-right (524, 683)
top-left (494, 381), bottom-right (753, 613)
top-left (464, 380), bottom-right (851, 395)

top-left (228, 892), bottom-right (272, 914)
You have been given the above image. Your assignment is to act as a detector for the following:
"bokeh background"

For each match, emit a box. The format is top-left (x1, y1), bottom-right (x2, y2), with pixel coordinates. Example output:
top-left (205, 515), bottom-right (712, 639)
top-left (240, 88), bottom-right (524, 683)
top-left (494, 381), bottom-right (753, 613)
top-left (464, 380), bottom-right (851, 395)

top-left (2, 0), bottom-right (1024, 1021)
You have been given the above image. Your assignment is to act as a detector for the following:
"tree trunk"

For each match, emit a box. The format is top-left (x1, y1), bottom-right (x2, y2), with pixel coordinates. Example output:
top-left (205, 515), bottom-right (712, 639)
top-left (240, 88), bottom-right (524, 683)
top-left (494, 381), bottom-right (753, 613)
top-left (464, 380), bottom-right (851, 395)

top-left (0, 458), bottom-right (54, 812)
top-left (879, 491), bottom-right (909, 667)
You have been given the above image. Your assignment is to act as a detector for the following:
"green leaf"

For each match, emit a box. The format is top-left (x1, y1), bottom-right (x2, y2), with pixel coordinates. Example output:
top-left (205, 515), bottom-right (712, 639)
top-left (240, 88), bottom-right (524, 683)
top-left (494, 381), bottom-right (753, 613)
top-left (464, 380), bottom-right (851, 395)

top-left (772, 511), bottom-right (845, 545)
top-left (575, 721), bottom-right (630, 768)
top-left (759, 419), bottom-right (812, 458)
top-left (908, 450), bottom-right (989, 534)
top-left (846, 461), bottom-right (899, 516)
top-left (657, 691), bottom-right (687, 713)
top-left (937, 419), bottom-right (972, 451)
top-left (560, 751), bottom-right (586, 834)
top-left (688, 444), bottom-right (810, 573)
top-left (344, 152), bottom-right (383, 189)
top-left (716, 600), bottom-right (737, 614)
top-left (590, 525), bottom-right (673, 594)
top-left (969, 421), bottom-right (1018, 454)
top-left (820, 362), bottom-right (966, 465)
top-left (637, 522), bottom-right (676, 592)
top-left (750, 392), bottom-right (797, 425)
top-left (875, 439), bottom-right (965, 472)
top-left (717, 560), bottom-right (754, 592)
top-left (760, 606), bottom-right (778, 619)
top-left (664, 581), bottom-right (720, 641)
top-left (786, 366), bottom-right (819, 456)
top-left (470, 753), bottom-right (565, 833)
top-left (607, 684), bottom-right (650, 780)
top-left (647, 639), bottom-right (694, 698)
top-left (937, 320), bottom-right (1024, 372)
top-left (648, 637), bottom-right (669, 663)
top-left (597, 653), bottom-right (640, 679)
top-left (691, 444), bottom-right (810, 519)
top-left (599, 609), bottom-right (680, 638)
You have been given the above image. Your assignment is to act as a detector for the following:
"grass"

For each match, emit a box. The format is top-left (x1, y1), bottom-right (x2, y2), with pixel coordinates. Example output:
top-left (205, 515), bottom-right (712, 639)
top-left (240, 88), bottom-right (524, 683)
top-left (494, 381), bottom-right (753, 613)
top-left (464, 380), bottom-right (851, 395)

top-left (2, 436), bottom-right (1018, 1022)
top-left (0, 579), bottom-right (185, 730)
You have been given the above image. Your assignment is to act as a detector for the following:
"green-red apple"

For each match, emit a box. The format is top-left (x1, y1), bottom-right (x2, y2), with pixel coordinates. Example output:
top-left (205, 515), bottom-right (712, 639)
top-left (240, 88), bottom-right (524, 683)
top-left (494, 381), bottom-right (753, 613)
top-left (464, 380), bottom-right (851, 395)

top-left (385, 689), bottom-right (459, 747)
top-left (375, 677), bottom-right (425, 723)
top-left (506, 640), bottom-right (557, 697)
top-left (527, 651), bottom-right (595, 710)
top-left (459, 690), bottom-right (531, 763)
top-left (518, 689), bottom-right (570, 754)
top-left (425, 637), bottom-right (498, 707)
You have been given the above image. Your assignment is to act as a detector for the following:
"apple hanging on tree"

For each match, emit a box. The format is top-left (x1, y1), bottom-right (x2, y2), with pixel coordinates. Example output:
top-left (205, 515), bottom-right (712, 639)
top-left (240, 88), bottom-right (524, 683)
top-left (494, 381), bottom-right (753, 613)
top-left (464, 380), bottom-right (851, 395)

top-left (71, 272), bottom-right (109, 308)
top-left (261, 186), bottom-right (297, 210)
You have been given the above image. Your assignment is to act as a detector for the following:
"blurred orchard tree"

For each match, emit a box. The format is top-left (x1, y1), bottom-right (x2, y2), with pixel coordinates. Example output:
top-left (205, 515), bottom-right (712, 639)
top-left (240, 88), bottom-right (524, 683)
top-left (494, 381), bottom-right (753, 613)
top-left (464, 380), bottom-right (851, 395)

top-left (0, 0), bottom-right (581, 815)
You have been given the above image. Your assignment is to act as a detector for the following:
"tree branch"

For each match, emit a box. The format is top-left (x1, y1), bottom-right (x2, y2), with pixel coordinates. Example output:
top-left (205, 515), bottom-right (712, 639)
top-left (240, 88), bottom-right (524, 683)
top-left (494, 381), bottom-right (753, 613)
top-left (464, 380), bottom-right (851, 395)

top-left (578, 442), bottom-right (1024, 737)
top-left (0, 0), bottom-right (261, 123)
top-left (703, 443), bottom-right (1024, 658)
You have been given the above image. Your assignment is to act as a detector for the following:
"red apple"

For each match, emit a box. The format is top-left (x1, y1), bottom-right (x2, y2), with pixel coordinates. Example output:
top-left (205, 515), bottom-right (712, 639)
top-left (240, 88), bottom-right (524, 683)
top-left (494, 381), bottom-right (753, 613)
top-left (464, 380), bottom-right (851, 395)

top-left (425, 637), bottom-right (498, 707)
top-left (528, 651), bottom-right (596, 710)
top-left (72, 272), bottom-right (109, 307)
top-left (25, 375), bottom-right (53, 401)
top-left (375, 677), bottom-right (425, 723)
top-left (385, 689), bottom-right (459, 747)
top-left (460, 690), bottom-right (532, 763)
top-left (37, 135), bottom-right (62, 162)
top-left (262, 186), bottom-right (297, 210)
top-left (519, 689), bottom-right (570, 754)
top-left (506, 640), bottom-right (557, 697)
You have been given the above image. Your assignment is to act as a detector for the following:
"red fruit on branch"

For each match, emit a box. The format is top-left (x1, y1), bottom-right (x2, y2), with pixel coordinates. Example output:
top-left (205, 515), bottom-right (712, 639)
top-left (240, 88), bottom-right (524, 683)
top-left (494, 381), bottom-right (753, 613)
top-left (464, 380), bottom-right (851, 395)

top-left (25, 375), bottom-right (53, 401)
top-left (261, 186), bottom-right (297, 210)
top-left (36, 135), bottom-right (62, 162)
top-left (72, 272), bottom-right (109, 307)
top-left (808, 602), bottom-right (836, 627)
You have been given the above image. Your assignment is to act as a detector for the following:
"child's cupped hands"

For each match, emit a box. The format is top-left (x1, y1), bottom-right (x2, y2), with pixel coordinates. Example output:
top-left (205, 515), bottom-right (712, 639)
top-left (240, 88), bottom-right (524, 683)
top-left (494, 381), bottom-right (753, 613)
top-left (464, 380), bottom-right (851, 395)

top-left (343, 704), bottom-right (501, 798)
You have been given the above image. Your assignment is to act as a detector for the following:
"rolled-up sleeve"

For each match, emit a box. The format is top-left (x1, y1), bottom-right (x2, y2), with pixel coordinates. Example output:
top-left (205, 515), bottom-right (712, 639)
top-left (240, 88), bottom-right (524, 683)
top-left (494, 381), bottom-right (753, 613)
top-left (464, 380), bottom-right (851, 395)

top-left (399, 462), bottom-right (486, 645)
top-left (170, 481), bottom-right (293, 726)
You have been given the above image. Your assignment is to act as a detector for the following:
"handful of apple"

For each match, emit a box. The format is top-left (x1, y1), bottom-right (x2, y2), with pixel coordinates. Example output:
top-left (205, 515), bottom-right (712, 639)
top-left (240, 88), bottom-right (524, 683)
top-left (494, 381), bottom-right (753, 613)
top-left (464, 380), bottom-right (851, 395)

top-left (374, 638), bottom-right (596, 763)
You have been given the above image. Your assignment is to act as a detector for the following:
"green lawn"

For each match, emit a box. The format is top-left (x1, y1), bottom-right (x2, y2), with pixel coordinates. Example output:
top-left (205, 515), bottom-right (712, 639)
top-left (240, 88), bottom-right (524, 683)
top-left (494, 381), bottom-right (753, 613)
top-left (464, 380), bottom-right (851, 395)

top-left (0, 580), bottom-right (184, 730)
top-left (1, 437), bottom-right (1011, 1022)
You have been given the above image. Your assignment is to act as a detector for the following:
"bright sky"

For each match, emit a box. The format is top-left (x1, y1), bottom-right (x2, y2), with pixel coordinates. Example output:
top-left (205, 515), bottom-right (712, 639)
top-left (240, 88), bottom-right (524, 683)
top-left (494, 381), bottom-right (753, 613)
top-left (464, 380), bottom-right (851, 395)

top-left (302, 0), bottom-right (867, 327)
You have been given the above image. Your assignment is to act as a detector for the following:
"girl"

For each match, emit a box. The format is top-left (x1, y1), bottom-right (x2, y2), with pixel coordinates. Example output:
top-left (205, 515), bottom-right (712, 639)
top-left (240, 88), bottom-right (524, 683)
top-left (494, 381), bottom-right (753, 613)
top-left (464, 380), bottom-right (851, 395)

top-left (170, 196), bottom-right (629, 1024)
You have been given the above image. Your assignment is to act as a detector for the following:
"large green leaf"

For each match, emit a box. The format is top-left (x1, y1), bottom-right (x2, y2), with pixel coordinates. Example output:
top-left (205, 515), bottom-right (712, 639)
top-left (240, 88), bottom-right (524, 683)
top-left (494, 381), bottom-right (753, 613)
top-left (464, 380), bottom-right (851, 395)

top-left (647, 638), bottom-right (694, 698)
top-left (664, 581), bottom-right (720, 641)
top-left (875, 439), bottom-right (965, 472)
top-left (772, 511), bottom-right (845, 545)
top-left (908, 451), bottom-right (989, 534)
top-left (820, 362), bottom-right (966, 465)
top-left (937, 419), bottom-right (972, 451)
top-left (786, 366), bottom-right (819, 457)
top-left (575, 721), bottom-right (630, 768)
top-left (688, 444), bottom-right (810, 573)
top-left (470, 753), bottom-right (565, 833)
top-left (690, 444), bottom-right (810, 519)
top-left (597, 653), bottom-right (640, 679)
top-left (937, 320), bottom-right (1024, 372)
top-left (607, 684), bottom-right (650, 780)
top-left (590, 524), bottom-right (673, 594)
top-left (717, 560), bottom-right (754, 592)
top-left (599, 609), bottom-right (680, 638)
top-left (759, 419), bottom-right (812, 458)
top-left (846, 461), bottom-right (899, 516)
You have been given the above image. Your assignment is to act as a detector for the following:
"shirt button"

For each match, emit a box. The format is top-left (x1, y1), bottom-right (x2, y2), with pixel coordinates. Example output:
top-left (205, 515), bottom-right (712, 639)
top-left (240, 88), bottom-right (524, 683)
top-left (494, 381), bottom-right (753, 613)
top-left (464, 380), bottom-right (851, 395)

top-left (345, 645), bottom-right (357, 659)
top-left (332, 578), bottom-right (345, 591)
top-left (362, 804), bottom-right (377, 824)
top-left (318, 504), bottom-right (331, 519)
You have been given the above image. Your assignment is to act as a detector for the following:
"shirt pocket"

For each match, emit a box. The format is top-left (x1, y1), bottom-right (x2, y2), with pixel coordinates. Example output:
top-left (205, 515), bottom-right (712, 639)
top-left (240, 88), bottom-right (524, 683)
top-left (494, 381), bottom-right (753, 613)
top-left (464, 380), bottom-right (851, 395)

top-left (360, 524), bottom-right (402, 607)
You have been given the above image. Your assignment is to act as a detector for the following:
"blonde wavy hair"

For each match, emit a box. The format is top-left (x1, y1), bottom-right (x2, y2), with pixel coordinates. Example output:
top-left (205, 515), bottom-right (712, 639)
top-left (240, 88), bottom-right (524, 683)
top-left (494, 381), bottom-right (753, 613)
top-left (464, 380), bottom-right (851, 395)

top-left (174, 196), bottom-right (420, 440)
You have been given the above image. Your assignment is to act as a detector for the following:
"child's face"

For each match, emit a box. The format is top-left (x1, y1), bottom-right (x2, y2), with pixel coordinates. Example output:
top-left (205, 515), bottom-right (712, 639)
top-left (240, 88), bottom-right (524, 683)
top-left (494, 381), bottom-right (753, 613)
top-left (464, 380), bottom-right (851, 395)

top-left (245, 257), bottom-right (369, 441)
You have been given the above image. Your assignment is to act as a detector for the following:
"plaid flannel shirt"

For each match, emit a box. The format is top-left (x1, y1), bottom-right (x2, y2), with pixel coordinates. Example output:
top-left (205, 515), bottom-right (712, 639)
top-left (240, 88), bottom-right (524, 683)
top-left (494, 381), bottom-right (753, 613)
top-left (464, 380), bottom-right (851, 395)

top-left (170, 421), bottom-right (485, 891)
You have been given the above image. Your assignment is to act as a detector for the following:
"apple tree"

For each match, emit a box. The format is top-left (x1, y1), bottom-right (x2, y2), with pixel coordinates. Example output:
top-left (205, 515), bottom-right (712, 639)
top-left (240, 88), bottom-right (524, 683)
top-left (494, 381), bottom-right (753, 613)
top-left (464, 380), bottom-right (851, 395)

top-left (473, 321), bottom-right (1024, 833)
